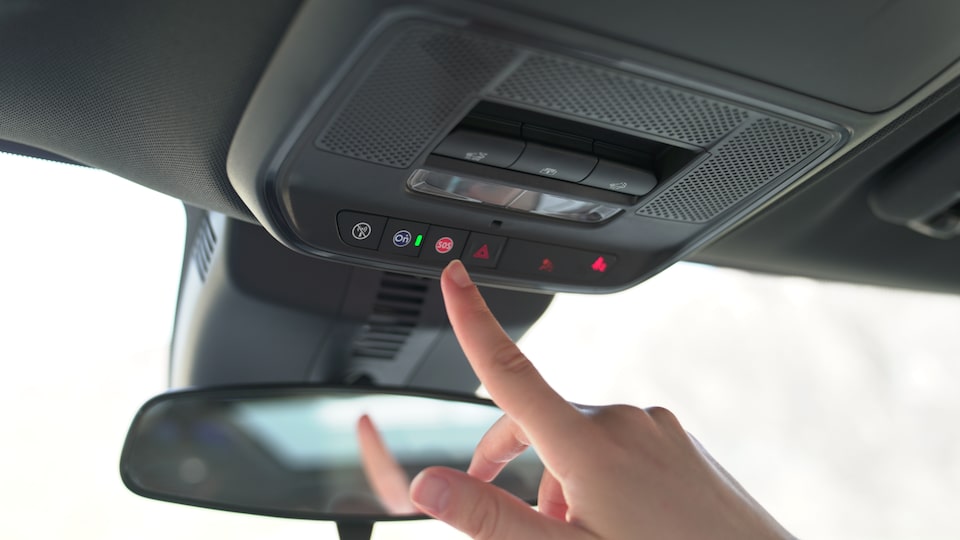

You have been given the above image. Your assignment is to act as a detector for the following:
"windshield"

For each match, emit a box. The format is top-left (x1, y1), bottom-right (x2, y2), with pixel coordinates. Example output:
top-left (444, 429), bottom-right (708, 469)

top-left (2, 151), bottom-right (958, 539)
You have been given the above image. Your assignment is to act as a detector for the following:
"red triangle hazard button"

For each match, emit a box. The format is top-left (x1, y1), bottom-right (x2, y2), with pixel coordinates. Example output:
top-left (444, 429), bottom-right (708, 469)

top-left (472, 244), bottom-right (490, 260)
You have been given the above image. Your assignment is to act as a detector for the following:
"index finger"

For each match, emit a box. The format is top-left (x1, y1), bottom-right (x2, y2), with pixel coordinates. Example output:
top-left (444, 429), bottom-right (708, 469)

top-left (440, 260), bottom-right (592, 473)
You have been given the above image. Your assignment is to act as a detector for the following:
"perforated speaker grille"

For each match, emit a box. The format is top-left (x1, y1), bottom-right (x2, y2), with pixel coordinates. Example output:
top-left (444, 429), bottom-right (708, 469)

top-left (492, 55), bottom-right (749, 147)
top-left (191, 215), bottom-right (218, 282)
top-left (316, 26), bottom-right (518, 168)
top-left (637, 118), bottom-right (831, 222)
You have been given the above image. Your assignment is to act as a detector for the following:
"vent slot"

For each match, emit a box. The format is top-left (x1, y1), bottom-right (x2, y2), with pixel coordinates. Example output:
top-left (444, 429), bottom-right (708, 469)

top-left (350, 273), bottom-right (429, 361)
top-left (191, 217), bottom-right (217, 282)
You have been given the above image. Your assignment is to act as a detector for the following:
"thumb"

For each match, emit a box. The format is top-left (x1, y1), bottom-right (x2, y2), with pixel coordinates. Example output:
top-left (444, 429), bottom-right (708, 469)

top-left (409, 467), bottom-right (574, 540)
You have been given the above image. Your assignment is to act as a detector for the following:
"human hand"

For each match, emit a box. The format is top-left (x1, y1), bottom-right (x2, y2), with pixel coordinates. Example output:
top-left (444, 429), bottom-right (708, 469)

top-left (408, 260), bottom-right (794, 540)
top-left (356, 414), bottom-right (416, 515)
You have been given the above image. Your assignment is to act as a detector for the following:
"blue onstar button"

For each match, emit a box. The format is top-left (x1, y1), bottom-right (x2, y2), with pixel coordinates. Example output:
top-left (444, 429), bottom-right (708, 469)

top-left (392, 229), bottom-right (413, 248)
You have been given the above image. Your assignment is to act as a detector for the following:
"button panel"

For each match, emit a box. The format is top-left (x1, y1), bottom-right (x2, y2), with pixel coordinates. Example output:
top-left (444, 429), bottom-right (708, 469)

top-left (426, 101), bottom-right (701, 200)
top-left (336, 211), bottom-right (616, 284)
top-left (431, 130), bottom-right (659, 196)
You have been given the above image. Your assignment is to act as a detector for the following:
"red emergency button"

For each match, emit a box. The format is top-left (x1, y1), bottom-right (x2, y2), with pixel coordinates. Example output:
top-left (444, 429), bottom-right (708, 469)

top-left (435, 236), bottom-right (455, 254)
top-left (462, 233), bottom-right (506, 269)
top-left (419, 226), bottom-right (467, 262)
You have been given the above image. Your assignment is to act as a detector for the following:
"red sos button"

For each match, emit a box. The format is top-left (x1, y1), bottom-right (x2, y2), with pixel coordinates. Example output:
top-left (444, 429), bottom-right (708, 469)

top-left (434, 236), bottom-right (455, 254)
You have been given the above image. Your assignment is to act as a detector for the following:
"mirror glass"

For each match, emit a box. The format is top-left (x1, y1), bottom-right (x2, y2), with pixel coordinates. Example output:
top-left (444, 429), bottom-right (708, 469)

top-left (120, 387), bottom-right (543, 520)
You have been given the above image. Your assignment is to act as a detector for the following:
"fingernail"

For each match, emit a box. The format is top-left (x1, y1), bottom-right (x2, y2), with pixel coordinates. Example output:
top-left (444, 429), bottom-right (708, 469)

top-left (445, 260), bottom-right (473, 288)
top-left (411, 471), bottom-right (450, 514)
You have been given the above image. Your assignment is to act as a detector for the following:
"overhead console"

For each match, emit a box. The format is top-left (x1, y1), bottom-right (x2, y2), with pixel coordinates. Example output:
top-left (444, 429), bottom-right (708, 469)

top-left (228, 0), bottom-right (847, 293)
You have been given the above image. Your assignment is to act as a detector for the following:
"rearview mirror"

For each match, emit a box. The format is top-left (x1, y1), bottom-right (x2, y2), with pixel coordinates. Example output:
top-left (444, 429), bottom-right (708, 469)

top-left (120, 386), bottom-right (542, 522)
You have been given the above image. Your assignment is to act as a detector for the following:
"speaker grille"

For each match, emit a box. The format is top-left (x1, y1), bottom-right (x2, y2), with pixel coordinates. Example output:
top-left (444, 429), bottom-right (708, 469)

top-left (637, 117), bottom-right (831, 222)
top-left (492, 55), bottom-right (749, 147)
top-left (316, 26), bottom-right (518, 168)
top-left (191, 216), bottom-right (218, 282)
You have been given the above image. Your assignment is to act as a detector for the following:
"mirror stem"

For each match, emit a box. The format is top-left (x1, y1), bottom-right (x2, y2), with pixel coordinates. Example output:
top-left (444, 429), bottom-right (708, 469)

top-left (336, 521), bottom-right (374, 540)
